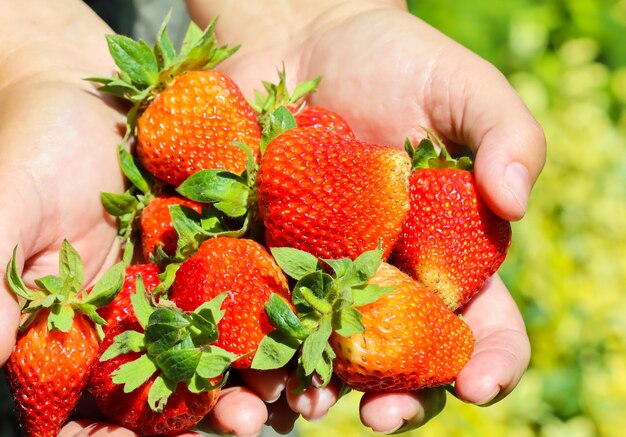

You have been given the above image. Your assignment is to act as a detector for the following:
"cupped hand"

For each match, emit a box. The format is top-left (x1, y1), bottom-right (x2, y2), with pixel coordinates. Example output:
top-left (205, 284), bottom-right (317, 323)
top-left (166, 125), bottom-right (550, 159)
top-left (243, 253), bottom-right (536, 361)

top-left (190, 0), bottom-right (543, 433)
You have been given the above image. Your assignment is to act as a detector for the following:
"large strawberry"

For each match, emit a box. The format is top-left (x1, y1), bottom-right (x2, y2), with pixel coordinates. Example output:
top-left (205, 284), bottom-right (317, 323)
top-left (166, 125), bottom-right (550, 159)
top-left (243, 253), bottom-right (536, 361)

top-left (391, 137), bottom-right (512, 310)
top-left (256, 126), bottom-right (410, 260)
top-left (169, 237), bottom-right (291, 369)
top-left (329, 262), bottom-right (474, 392)
top-left (91, 17), bottom-right (261, 187)
top-left (89, 290), bottom-right (233, 436)
top-left (4, 241), bottom-right (125, 437)
top-left (251, 247), bottom-right (473, 392)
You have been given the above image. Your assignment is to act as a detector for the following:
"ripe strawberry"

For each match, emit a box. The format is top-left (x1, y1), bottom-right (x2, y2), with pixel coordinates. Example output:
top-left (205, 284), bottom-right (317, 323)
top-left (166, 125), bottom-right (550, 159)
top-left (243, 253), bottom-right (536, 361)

top-left (140, 195), bottom-right (203, 261)
top-left (292, 105), bottom-right (354, 138)
top-left (392, 138), bottom-right (512, 310)
top-left (89, 317), bottom-right (225, 436)
top-left (330, 262), bottom-right (474, 392)
top-left (97, 263), bottom-right (161, 333)
top-left (136, 70), bottom-right (262, 186)
top-left (92, 18), bottom-right (260, 187)
top-left (4, 241), bottom-right (125, 437)
top-left (256, 126), bottom-right (411, 260)
top-left (252, 247), bottom-right (473, 392)
top-left (169, 237), bottom-right (291, 369)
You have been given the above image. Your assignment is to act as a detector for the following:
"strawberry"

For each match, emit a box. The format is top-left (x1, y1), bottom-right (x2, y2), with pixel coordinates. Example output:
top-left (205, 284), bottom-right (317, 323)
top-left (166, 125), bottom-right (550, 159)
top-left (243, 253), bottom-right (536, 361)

top-left (251, 67), bottom-right (354, 137)
top-left (329, 262), bottom-right (474, 392)
top-left (97, 263), bottom-right (161, 333)
top-left (4, 241), bottom-right (125, 437)
top-left (136, 69), bottom-right (261, 186)
top-left (92, 18), bottom-right (260, 187)
top-left (256, 126), bottom-right (411, 260)
top-left (140, 194), bottom-right (203, 261)
top-left (392, 137), bottom-right (512, 310)
top-left (252, 247), bottom-right (473, 392)
top-left (169, 237), bottom-right (291, 369)
top-left (292, 105), bottom-right (354, 138)
top-left (88, 314), bottom-right (227, 436)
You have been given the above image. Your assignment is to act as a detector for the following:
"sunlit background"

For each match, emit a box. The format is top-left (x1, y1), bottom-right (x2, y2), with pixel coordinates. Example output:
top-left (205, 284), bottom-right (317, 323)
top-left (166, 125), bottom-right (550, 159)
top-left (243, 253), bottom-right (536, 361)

top-left (2, 1), bottom-right (625, 436)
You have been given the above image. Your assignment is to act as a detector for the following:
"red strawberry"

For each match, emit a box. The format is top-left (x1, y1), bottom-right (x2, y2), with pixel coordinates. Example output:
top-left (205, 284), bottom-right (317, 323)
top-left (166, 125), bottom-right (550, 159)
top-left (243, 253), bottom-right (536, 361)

top-left (256, 127), bottom-right (411, 260)
top-left (4, 241), bottom-right (124, 437)
top-left (330, 262), bottom-right (474, 392)
top-left (252, 247), bottom-right (473, 392)
top-left (93, 18), bottom-right (260, 187)
top-left (292, 105), bottom-right (354, 137)
top-left (392, 138), bottom-right (512, 310)
top-left (169, 237), bottom-right (291, 369)
top-left (89, 318), bottom-right (223, 436)
top-left (97, 263), bottom-right (161, 333)
top-left (136, 70), bottom-right (261, 186)
top-left (140, 195), bottom-right (204, 261)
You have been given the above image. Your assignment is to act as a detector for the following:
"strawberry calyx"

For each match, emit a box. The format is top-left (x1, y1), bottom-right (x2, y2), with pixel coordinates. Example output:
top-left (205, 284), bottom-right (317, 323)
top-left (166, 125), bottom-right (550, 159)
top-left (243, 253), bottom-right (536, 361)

top-left (99, 282), bottom-right (236, 412)
top-left (88, 14), bottom-right (238, 143)
top-left (405, 131), bottom-right (474, 172)
top-left (251, 247), bottom-right (393, 390)
top-left (249, 65), bottom-right (321, 131)
top-left (5, 240), bottom-right (126, 333)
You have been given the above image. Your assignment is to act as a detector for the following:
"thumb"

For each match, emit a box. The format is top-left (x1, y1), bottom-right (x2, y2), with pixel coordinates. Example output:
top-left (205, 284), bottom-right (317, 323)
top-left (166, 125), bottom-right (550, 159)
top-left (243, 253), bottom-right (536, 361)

top-left (462, 62), bottom-right (546, 221)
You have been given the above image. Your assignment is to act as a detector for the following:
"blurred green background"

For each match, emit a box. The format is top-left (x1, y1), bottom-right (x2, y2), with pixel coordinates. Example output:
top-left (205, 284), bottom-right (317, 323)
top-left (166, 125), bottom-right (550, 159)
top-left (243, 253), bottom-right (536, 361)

top-left (299, 0), bottom-right (626, 436)
top-left (2, 1), bottom-right (625, 436)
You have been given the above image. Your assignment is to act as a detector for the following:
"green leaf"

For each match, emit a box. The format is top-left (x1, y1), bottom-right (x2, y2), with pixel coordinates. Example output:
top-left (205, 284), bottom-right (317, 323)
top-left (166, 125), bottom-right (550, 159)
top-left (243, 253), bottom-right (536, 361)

top-left (176, 170), bottom-right (251, 218)
top-left (75, 302), bottom-right (108, 326)
top-left (351, 248), bottom-right (384, 284)
top-left (271, 247), bottom-right (321, 280)
top-left (188, 311), bottom-right (219, 346)
top-left (85, 261), bottom-right (125, 307)
top-left (299, 287), bottom-right (332, 315)
top-left (291, 76), bottom-right (322, 102)
top-left (34, 275), bottom-right (63, 295)
top-left (59, 240), bottom-right (84, 295)
top-left (106, 34), bottom-right (159, 87)
top-left (5, 247), bottom-right (33, 301)
top-left (154, 11), bottom-right (176, 70)
top-left (156, 348), bottom-right (201, 382)
top-left (352, 284), bottom-right (394, 307)
top-left (188, 372), bottom-right (228, 394)
top-left (100, 192), bottom-right (139, 217)
top-left (265, 294), bottom-right (309, 339)
top-left (260, 106), bottom-right (297, 154)
top-left (193, 292), bottom-right (228, 324)
top-left (196, 346), bottom-right (237, 378)
top-left (147, 374), bottom-right (176, 412)
top-left (315, 347), bottom-right (335, 388)
top-left (333, 307), bottom-right (365, 338)
top-left (47, 303), bottom-right (75, 332)
top-left (301, 317), bottom-right (332, 376)
top-left (323, 258), bottom-right (352, 279)
top-left (130, 278), bottom-right (155, 328)
top-left (251, 330), bottom-right (302, 371)
top-left (112, 354), bottom-right (158, 393)
top-left (169, 204), bottom-right (209, 260)
top-left (118, 145), bottom-right (152, 194)
top-left (100, 330), bottom-right (146, 361)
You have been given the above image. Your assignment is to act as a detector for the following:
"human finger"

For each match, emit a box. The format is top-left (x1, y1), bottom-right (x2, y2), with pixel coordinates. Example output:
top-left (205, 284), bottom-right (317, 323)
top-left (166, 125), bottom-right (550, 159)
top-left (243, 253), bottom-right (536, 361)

top-left (198, 387), bottom-right (268, 437)
top-left (455, 274), bottom-right (531, 405)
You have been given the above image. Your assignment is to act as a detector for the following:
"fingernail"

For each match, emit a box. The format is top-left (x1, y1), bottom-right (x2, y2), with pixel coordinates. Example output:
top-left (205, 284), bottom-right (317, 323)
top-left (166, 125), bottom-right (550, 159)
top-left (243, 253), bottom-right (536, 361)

top-left (503, 162), bottom-right (530, 216)
top-left (476, 387), bottom-right (501, 406)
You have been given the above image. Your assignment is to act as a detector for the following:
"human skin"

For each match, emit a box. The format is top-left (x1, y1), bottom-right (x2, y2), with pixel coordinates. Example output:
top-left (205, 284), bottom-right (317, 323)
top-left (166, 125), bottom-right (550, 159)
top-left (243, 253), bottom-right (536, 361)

top-left (0, 0), bottom-right (544, 436)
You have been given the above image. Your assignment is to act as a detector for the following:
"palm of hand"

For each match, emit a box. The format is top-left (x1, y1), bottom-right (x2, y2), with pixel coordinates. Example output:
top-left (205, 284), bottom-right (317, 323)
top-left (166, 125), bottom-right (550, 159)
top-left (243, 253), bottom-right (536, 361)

top-left (0, 75), bottom-right (126, 362)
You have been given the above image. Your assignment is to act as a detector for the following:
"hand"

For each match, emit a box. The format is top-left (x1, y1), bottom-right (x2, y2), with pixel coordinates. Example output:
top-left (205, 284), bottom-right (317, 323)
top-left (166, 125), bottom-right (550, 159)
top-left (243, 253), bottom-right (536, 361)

top-left (188, 0), bottom-right (544, 433)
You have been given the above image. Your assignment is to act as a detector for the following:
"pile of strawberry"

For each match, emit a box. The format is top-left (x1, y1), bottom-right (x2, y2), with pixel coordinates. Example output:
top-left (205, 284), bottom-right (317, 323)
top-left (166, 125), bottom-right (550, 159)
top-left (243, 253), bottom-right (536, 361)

top-left (3, 17), bottom-right (512, 437)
